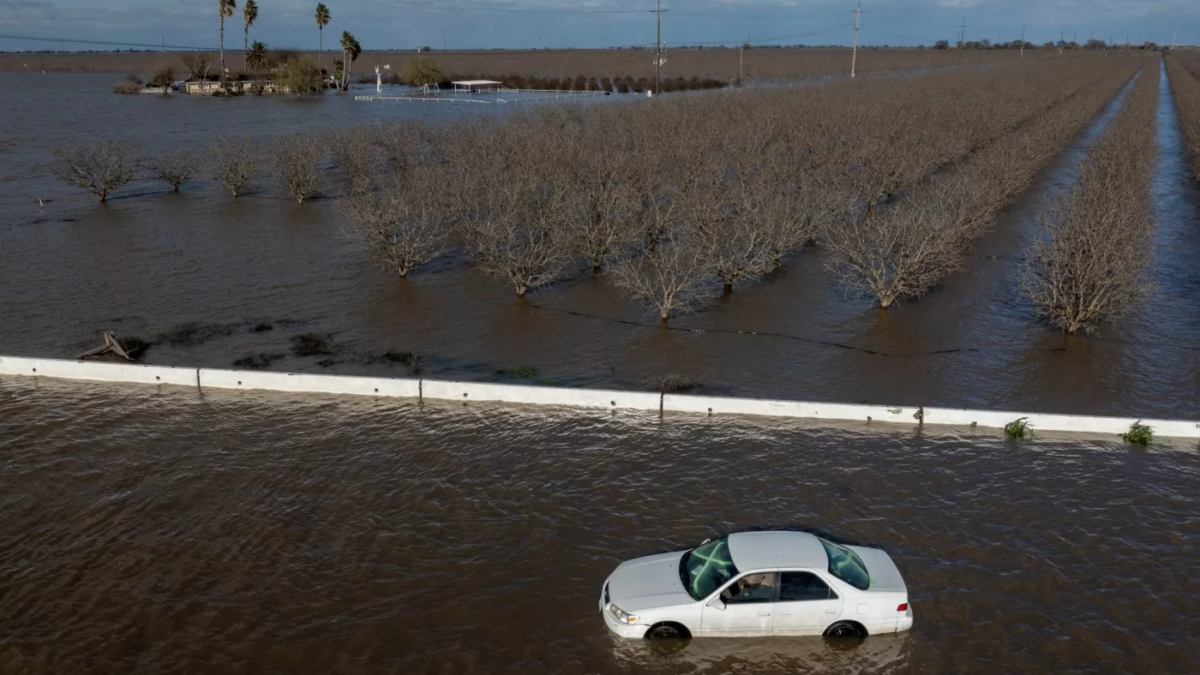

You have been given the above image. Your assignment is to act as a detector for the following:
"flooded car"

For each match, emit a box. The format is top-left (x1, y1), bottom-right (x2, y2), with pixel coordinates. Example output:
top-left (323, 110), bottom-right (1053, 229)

top-left (600, 531), bottom-right (913, 639)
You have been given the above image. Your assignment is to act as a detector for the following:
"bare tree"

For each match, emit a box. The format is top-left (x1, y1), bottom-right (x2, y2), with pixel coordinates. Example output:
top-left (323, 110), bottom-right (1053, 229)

top-left (209, 135), bottom-right (258, 198)
top-left (329, 125), bottom-right (387, 195)
top-left (271, 133), bottom-right (323, 204)
top-left (1022, 200), bottom-right (1156, 334)
top-left (181, 52), bottom-right (213, 81)
top-left (463, 173), bottom-right (573, 297)
top-left (822, 176), bottom-right (979, 310)
top-left (609, 228), bottom-right (717, 324)
top-left (450, 118), bottom-right (575, 297)
top-left (558, 131), bottom-right (641, 273)
top-left (52, 140), bottom-right (138, 203)
top-left (341, 166), bottom-right (450, 278)
top-left (145, 150), bottom-right (196, 192)
top-left (1022, 66), bottom-right (1159, 334)
top-left (691, 162), bottom-right (778, 293)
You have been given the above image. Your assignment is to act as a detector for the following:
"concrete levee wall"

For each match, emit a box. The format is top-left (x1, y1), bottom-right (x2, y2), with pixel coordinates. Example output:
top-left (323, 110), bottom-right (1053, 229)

top-left (421, 379), bottom-right (661, 410)
top-left (0, 355), bottom-right (199, 388)
top-left (2, 355), bottom-right (1198, 439)
top-left (198, 368), bottom-right (421, 398)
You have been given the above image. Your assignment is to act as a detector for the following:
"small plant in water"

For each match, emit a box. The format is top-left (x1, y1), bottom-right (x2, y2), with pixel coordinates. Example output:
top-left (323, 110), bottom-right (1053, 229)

top-left (1004, 417), bottom-right (1032, 440)
top-left (1121, 421), bottom-right (1153, 446)
top-left (499, 366), bottom-right (539, 380)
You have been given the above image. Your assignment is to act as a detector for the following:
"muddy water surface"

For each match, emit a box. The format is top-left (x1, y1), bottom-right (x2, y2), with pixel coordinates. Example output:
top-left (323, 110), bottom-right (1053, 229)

top-left (1, 379), bottom-right (1198, 674)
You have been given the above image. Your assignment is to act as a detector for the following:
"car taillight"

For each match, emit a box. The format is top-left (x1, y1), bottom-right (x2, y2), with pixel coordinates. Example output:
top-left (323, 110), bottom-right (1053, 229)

top-left (897, 603), bottom-right (908, 612)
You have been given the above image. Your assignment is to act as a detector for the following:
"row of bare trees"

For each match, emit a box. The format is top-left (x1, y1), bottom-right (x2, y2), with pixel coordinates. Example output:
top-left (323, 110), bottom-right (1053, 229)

top-left (1165, 55), bottom-right (1200, 180)
top-left (52, 135), bottom-right (323, 204)
top-left (1021, 67), bottom-right (1161, 334)
top-left (336, 56), bottom-right (1148, 322)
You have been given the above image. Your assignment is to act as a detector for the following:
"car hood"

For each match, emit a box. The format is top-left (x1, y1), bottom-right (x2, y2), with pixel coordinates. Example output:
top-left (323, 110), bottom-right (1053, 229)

top-left (849, 545), bottom-right (907, 593)
top-left (606, 551), bottom-right (695, 612)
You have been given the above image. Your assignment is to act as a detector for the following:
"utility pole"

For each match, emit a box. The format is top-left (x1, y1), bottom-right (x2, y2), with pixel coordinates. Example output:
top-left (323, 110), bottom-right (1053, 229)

top-left (1059, 30), bottom-right (1065, 57)
top-left (1125, 33), bottom-right (1129, 55)
top-left (851, 1), bottom-right (863, 79)
top-left (739, 42), bottom-right (744, 86)
top-left (957, 18), bottom-right (967, 67)
top-left (1072, 30), bottom-right (1077, 49)
top-left (1172, 32), bottom-right (1177, 51)
top-left (649, 0), bottom-right (668, 94)
top-left (1019, 25), bottom-right (1025, 60)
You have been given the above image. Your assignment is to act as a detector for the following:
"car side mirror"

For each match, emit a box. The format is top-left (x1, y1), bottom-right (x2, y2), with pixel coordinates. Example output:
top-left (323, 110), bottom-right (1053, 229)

top-left (707, 597), bottom-right (726, 611)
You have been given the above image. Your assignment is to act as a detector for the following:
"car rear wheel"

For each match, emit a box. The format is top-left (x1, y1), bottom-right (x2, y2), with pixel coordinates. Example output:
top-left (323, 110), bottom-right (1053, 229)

top-left (645, 623), bottom-right (689, 640)
top-left (824, 621), bottom-right (867, 639)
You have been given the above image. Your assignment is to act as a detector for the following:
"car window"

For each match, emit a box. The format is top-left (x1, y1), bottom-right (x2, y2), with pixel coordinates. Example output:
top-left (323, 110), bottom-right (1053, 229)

top-left (819, 538), bottom-right (871, 591)
top-left (682, 538), bottom-right (741, 600)
top-left (780, 571), bottom-right (838, 601)
top-left (721, 572), bottom-right (777, 604)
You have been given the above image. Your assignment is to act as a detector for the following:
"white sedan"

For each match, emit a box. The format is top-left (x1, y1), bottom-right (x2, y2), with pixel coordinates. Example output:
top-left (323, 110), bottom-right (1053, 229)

top-left (600, 531), bottom-right (913, 639)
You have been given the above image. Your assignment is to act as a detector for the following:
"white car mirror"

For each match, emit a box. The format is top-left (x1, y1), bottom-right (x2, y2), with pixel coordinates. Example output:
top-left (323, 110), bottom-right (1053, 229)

top-left (707, 597), bottom-right (726, 611)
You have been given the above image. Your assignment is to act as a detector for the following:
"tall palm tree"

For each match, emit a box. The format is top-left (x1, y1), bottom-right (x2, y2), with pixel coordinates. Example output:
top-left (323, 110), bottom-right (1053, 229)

top-left (243, 0), bottom-right (258, 66)
top-left (339, 31), bottom-right (361, 92)
top-left (315, 3), bottom-right (331, 74)
top-left (218, 0), bottom-right (236, 83)
top-left (246, 40), bottom-right (269, 75)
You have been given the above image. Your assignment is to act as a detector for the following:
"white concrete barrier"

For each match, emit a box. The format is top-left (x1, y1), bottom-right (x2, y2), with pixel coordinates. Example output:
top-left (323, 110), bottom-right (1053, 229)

top-left (663, 393), bottom-right (923, 426)
top-left (198, 368), bottom-right (420, 398)
top-left (3, 355), bottom-right (1199, 439)
top-left (0, 355), bottom-right (197, 388)
top-left (922, 406), bottom-right (1200, 438)
top-left (422, 379), bottom-right (661, 411)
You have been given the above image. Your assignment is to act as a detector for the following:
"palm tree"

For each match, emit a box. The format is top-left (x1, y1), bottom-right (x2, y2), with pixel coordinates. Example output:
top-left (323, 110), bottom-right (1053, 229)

top-left (339, 31), bottom-right (361, 92)
top-left (246, 40), bottom-right (269, 75)
top-left (315, 3), bottom-right (331, 74)
top-left (218, 0), bottom-right (236, 84)
top-left (243, 0), bottom-right (258, 66)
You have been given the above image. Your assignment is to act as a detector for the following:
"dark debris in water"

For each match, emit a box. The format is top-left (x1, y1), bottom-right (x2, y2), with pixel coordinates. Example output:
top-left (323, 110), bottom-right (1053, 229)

top-left (291, 332), bottom-right (338, 357)
top-left (232, 352), bottom-right (286, 370)
top-left (645, 374), bottom-right (698, 393)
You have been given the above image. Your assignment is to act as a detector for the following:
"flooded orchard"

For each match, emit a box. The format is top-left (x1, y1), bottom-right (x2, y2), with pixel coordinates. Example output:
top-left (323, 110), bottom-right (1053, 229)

top-left (1, 379), bottom-right (1198, 674)
top-left (2, 65), bottom-right (1199, 419)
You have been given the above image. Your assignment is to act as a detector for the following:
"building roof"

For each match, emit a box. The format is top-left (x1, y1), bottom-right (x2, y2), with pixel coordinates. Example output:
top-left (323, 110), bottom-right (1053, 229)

top-left (451, 80), bottom-right (502, 86)
top-left (727, 531), bottom-right (829, 571)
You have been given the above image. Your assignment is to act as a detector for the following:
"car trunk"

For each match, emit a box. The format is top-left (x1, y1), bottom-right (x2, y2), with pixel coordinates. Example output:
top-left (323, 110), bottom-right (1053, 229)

top-left (849, 545), bottom-right (907, 592)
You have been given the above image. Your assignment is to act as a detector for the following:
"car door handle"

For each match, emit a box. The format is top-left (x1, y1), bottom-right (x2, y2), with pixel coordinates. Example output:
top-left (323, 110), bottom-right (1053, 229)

top-left (825, 609), bottom-right (838, 614)
top-left (758, 611), bottom-right (771, 617)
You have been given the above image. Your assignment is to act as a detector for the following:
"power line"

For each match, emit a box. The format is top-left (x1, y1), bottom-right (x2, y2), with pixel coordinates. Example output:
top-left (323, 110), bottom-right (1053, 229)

top-left (0, 33), bottom-right (219, 51)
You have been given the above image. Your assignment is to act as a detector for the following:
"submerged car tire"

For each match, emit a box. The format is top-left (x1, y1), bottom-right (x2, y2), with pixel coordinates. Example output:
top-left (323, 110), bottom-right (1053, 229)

top-left (645, 623), bottom-right (690, 640)
top-left (824, 621), bottom-right (867, 639)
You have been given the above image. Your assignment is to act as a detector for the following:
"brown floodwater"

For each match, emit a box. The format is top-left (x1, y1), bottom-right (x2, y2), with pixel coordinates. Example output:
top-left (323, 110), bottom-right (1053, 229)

top-left (0, 377), bottom-right (1198, 674)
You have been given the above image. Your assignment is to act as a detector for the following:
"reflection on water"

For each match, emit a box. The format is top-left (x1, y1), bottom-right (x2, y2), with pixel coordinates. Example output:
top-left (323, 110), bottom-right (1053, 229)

top-left (609, 633), bottom-right (911, 674)
top-left (1, 378), bottom-right (1198, 674)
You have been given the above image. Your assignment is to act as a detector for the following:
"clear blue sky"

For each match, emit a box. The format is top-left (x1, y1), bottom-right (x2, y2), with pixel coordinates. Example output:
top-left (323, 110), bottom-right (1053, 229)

top-left (1, 0), bottom-right (1195, 52)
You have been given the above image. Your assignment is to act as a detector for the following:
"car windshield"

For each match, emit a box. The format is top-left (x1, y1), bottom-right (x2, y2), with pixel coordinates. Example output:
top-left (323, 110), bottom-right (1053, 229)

top-left (820, 538), bottom-right (871, 590)
top-left (679, 538), bottom-right (740, 601)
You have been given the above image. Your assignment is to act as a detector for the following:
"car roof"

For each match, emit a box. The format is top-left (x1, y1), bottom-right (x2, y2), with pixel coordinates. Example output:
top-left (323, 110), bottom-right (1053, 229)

top-left (727, 531), bottom-right (828, 571)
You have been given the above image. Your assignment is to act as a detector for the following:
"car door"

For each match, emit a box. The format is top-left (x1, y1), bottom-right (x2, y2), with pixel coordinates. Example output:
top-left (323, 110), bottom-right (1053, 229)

top-left (700, 572), bottom-right (777, 637)
top-left (771, 571), bottom-right (845, 636)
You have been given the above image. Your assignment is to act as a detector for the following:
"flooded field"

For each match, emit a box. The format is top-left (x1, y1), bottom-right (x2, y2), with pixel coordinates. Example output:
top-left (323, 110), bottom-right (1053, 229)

top-left (2, 68), bottom-right (1197, 419)
top-left (0, 379), bottom-right (1198, 674)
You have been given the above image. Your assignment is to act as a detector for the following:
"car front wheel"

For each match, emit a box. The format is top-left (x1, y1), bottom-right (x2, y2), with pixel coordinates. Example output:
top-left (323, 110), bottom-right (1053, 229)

top-left (645, 623), bottom-right (689, 640)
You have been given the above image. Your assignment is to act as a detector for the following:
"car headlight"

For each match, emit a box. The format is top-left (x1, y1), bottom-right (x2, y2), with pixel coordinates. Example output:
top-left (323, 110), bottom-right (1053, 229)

top-left (608, 604), bottom-right (640, 624)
